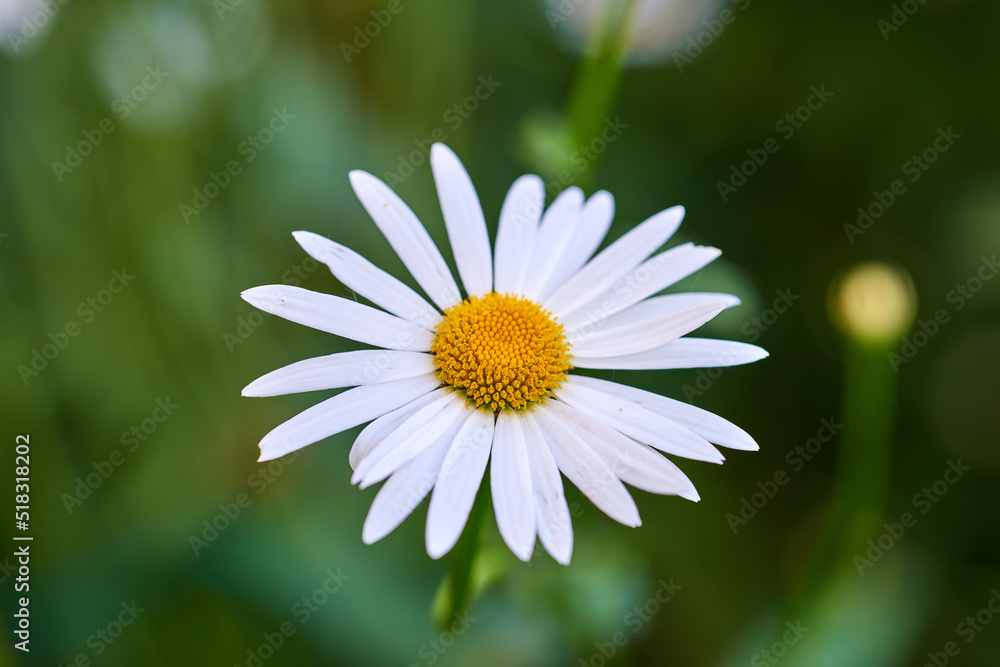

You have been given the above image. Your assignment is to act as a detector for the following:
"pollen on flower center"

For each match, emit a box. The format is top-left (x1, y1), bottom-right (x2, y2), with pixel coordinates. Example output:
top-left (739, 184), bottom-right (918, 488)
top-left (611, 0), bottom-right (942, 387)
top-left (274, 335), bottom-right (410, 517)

top-left (431, 292), bottom-right (572, 412)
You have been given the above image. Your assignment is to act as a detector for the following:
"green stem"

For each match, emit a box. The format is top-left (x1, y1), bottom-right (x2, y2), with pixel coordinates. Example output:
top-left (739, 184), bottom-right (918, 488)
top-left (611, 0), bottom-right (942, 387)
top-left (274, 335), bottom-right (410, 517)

top-left (434, 482), bottom-right (490, 630)
top-left (790, 339), bottom-right (898, 609)
top-left (561, 0), bottom-right (638, 186)
top-left (830, 342), bottom-right (897, 549)
top-left (741, 340), bottom-right (900, 667)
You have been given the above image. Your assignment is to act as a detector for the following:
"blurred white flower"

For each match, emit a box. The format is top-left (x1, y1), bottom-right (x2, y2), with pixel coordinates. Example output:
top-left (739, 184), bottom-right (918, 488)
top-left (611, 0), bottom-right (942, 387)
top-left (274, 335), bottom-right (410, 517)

top-left (92, 0), bottom-right (272, 131)
top-left (0, 0), bottom-right (65, 57)
top-left (544, 0), bottom-right (724, 65)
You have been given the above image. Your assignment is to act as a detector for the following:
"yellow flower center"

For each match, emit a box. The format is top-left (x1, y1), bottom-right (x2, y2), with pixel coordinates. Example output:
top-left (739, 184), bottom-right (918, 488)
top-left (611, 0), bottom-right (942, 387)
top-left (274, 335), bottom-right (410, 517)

top-left (431, 292), bottom-right (571, 412)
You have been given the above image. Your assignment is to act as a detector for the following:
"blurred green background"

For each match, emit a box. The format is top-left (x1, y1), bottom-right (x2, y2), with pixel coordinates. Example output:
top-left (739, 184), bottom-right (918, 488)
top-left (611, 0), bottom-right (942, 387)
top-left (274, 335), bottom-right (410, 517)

top-left (2, 0), bottom-right (999, 665)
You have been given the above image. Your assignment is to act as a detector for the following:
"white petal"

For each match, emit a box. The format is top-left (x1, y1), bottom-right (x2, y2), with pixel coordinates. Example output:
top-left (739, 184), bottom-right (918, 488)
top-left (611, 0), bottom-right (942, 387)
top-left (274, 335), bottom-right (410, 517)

top-left (353, 391), bottom-right (469, 488)
top-left (292, 231), bottom-right (441, 330)
top-left (545, 400), bottom-right (699, 501)
top-left (565, 375), bottom-right (759, 451)
top-left (361, 425), bottom-right (455, 545)
top-left (351, 388), bottom-right (451, 475)
top-left (565, 291), bottom-right (738, 335)
top-left (555, 378), bottom-right (723, 463)
top-left (559, 243), bottom-right (722, 324)
top-left (572, 338), bottom-right (769, 370)
top-left (256, 374), bottom-right (439, 462)
top-left (348, 170), bottom-right (461, 310)
top-left (494, 175), bottom-right (544, 295)
top-left (491, 411), bottom-right (537, 561)
top-left (241, 285), bottom-right (433, 351)
top-left (521, 412), bottom-right (573, 565)
top-left (243, 350), bottom-right (436, 397)
top-left (543, 205), bottom-right (685, 318)
top-left (538, 190), bottom-right (615, 302)
top-left (533, 405), bottom-right (641, 527)
top-left (570, 294), bottom-right (731, 342)
top-left (425, 409), bottom-right (495, 559)
top-left (349, 390), bottom-right (442, 470)
top-left (569, 301), bottom-right (727, 358)
top-left (519, 187), bottom-right (584, 301)
top-left (430, 144), bottom-right (493, 297)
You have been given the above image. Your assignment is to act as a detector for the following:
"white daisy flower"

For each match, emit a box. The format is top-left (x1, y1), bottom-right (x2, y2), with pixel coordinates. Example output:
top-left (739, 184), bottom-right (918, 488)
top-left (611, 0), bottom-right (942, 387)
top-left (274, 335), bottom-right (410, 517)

top-left (241, 143), bottom-right (767, 565)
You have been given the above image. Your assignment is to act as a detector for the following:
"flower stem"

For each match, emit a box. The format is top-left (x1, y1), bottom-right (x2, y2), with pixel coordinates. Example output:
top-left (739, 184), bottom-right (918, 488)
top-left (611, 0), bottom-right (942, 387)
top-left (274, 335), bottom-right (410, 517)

top-left (434, 483), bottom-right (490, 630)
top-left (799, 340), bottom-right (898, 600)
top-left (830, 342), bottom-right (896, 550)
top-left (760, 337), bottom-right (898, 662)
top-left (561, 0), bottom-right (638, 187)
